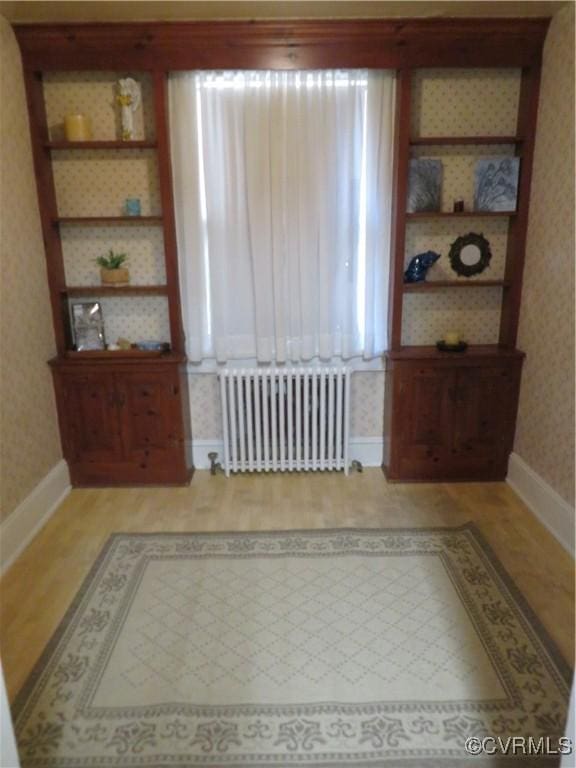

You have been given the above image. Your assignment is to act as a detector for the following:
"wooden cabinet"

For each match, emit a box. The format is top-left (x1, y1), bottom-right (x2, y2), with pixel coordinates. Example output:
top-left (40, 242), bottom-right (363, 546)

top-left (118, 371), bottom-right (181, 464)
top-left (52, 360), bottom-right (193, 486)
top-left (393, 365), bottom-right (455, 474)
top-left (383, 349), bottom-right (523, 481)
top-left (452, 366), bottom-right (518, 472)
top-left (63, 370), bottom-right (124, 465)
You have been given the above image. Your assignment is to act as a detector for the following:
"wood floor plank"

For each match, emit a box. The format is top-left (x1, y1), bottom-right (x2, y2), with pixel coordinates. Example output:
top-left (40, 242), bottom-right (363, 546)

top-left (0, 469), bottom-right (573, 701)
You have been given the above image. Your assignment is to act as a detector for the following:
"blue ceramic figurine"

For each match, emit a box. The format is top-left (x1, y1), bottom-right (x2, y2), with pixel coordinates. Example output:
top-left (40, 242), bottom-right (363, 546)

top-left (404, 250), bottom-right (441, 283)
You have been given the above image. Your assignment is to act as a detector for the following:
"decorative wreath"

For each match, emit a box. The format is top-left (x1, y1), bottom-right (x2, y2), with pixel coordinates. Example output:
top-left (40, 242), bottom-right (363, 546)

top-left (448, 232), bottom-right (492, 278)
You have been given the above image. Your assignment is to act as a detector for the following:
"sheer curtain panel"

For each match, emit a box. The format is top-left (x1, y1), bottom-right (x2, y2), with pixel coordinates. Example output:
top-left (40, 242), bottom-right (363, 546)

top-left (169, 70), bottom-right (395, 364)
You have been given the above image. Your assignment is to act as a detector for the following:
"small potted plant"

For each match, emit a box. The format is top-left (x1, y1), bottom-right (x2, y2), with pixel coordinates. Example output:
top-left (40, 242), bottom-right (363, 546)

top-left (96, 250), bottom-right (129, 285)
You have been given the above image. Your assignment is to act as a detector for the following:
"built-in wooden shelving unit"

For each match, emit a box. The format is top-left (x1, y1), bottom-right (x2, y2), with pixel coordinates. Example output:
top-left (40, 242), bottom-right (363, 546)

top-left (14, 18), bottom-right (548, 486)
top-left (384, 53), bottom-right (544, 481)
top-left (17, 54), bottom-right (193, 485)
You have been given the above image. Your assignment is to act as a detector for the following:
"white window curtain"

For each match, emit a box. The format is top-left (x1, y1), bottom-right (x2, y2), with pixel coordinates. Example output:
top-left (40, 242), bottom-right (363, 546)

top-left (169, 70), bottom-right (395, 364)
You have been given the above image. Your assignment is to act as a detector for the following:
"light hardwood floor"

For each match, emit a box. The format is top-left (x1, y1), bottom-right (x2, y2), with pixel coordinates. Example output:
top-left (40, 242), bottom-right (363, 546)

top-left (0, 469), bottom-right (573, 702)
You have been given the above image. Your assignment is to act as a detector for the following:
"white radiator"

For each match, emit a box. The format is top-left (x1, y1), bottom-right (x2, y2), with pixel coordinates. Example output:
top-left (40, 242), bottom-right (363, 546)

top-left (219, 367), bottom-right (351, 475)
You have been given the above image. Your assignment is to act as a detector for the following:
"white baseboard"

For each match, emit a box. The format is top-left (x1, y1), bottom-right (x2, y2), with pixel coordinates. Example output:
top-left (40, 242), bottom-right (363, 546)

top-left (0, 459), bottom-right (71, 576)
top-left (0, 663), bottom-right (19, 768)
top-left (191, 437), bottom-right (383, 470)
top-left (192, 439), bottom-right (224, 470)
top-left (507, 452), bottom-right (575, 558)
top-left (349, 437), bottom-right (383, 467)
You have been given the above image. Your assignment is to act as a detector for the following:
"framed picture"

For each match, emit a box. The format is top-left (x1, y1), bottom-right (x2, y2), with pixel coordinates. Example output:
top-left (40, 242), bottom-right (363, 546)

top-left (407, 159), bottom-right (443, 212)
top-left (70, 301), bottom-right (106, 351)
top-left (474, 156), bottom-right (520, 212)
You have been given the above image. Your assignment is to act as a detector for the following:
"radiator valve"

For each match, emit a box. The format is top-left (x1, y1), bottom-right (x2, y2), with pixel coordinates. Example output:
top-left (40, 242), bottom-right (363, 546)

top-left (208, 452), bottom-right (223, 475)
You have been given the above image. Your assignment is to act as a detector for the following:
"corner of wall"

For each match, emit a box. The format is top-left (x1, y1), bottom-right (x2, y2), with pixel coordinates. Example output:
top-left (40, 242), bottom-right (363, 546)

top-left (513, 4), bottom-right (575, 510)
top-left (0, 16), bottom-right (63, 524)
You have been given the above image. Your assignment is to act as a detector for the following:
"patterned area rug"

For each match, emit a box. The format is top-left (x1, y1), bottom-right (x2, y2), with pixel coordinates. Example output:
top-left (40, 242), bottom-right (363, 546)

top-left (13, 526), bottom-right (571, 767)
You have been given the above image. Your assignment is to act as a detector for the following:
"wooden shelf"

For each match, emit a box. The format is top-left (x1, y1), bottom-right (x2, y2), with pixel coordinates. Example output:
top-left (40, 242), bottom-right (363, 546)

top-left (409, 135), bottom-right (521, 146)
top-left (62, 285), bottom-right (169, 297)
top-left (53, 216), bottom-right (163, 225)
top-left (404, 280), bottom-right (510, 292)
top-left (386, 345), bottom-right (525, 361)
top-left (45, 140), bottom-right (158, 150)
top-left (62, 349), bottom-right (171, 360)
top-left (406, 211), bottom-right (515, 220)
top-left (51, 352), bottom-right (186, 366)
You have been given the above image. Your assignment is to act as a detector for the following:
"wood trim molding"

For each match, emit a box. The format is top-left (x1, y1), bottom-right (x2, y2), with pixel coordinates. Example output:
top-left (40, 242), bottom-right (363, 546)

top-left (388, 68), bottom-right (411, 350)
top-left (14, 18), bottom-right (549, 71)
top-left (153, 71), bottom-right (186, 355)
top-left (499, 64), bottom-right (542, 347)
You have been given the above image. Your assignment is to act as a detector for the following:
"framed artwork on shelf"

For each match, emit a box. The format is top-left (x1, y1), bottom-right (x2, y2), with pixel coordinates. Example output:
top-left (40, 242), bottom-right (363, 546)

top-left (474, 157), bottom-right (520, 212)
top-left (70, 301), bottom-right (106, 350)
top-left (407, 159), bottom-right (443, 212)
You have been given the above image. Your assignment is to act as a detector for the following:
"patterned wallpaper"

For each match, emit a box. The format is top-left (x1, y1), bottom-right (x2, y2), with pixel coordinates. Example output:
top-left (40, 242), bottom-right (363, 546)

top-left (53, 149), bottom-right (161, 218)
top-left (402, 288), bottom-right (504, 346)
top-left (514, 5), bottom-right (575, 506)
top-left (0, 17), bottom-right (62, 521)
top-left (411, 68), bottom-right (520, 137)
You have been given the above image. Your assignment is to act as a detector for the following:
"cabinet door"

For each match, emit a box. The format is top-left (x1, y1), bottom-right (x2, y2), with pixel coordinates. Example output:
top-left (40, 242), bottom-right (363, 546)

top-left (452, 365), bottom-right (519, 473)
top-left (117, 371), bottom-right (182, 469)
top-left (61, 371), bottom-right (123, 463)
top-left (395, 365), bottom-right (456, 478)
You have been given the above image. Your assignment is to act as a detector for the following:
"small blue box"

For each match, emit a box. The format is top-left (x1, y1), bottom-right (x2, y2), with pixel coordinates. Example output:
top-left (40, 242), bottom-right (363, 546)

top-left (125, 198), bottom-right (141, 216)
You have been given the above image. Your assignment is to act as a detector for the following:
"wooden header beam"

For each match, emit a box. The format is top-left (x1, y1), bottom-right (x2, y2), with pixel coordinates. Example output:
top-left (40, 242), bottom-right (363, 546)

top-left (14, 18), bottom-right (549, 71)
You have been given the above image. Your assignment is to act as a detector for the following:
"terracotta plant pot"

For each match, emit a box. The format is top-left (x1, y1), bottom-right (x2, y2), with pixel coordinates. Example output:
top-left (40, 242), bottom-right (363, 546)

top-left (101, 267), bottom-right (129, 285)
